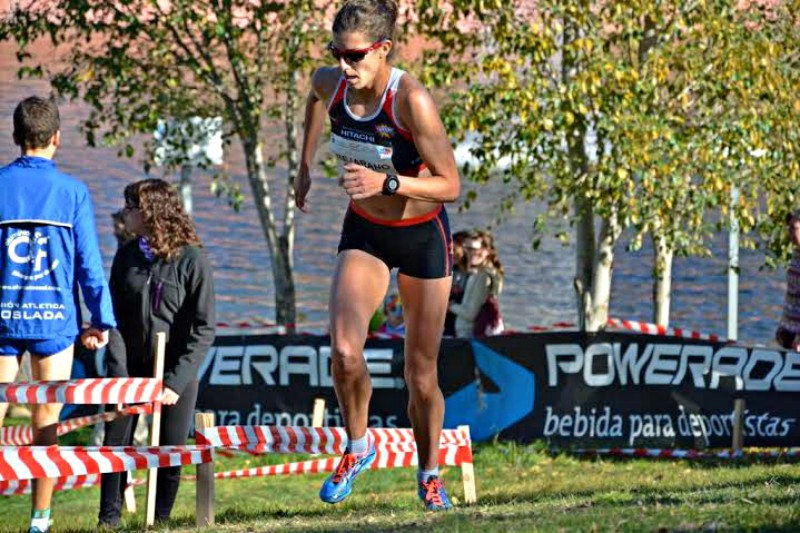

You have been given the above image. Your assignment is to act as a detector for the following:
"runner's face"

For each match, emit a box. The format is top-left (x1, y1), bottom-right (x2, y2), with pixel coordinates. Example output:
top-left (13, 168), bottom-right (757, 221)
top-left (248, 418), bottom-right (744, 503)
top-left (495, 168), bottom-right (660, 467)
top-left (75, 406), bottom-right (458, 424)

top-left (331, 31), bottom-right (389, 90)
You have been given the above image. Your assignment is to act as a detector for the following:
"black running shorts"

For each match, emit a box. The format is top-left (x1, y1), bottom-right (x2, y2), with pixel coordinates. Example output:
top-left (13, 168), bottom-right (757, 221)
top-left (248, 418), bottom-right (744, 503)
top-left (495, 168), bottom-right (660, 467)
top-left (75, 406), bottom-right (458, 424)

top-left (337, 203), bottom-right (453, 279)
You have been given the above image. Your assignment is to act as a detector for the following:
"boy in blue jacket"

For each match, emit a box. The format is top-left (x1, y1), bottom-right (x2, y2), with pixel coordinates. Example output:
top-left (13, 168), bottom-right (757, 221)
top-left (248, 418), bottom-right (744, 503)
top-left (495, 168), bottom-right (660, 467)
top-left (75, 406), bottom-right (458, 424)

top-left (0, 96), bottom-right (116, 533)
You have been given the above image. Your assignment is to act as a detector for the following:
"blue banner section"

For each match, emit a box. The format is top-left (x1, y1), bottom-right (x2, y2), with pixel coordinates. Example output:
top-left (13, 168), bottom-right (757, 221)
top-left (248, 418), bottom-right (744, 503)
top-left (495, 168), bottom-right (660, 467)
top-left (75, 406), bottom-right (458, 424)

top-left (190, 332), bottom-right (800, 448)
top-left (443, 340), bottom-right (535, 440)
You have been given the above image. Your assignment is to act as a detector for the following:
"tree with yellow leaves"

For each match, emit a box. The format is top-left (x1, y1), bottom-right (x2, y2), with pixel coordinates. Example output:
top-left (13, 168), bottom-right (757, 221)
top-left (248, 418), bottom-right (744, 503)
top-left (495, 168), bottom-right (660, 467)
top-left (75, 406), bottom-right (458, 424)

top-left (416, 0), bottom-right (799, 330)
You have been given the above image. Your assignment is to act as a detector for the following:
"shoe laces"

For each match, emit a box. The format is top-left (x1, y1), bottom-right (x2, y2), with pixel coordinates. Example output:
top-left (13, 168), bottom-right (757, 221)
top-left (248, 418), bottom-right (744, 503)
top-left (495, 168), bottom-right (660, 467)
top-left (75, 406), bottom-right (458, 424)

top-left (332, 453), bottom-right (358, 483)
top-left (421, 476), bottom-right (445, 507)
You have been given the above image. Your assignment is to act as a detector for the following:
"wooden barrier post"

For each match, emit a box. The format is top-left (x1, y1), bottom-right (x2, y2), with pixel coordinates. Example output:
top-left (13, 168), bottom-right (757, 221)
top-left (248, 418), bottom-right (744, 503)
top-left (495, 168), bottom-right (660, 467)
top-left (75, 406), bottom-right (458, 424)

top-left (457, 425), bottom-right (477, 504)
top-left (123, 472), bottom-right (136, 513)
top-left (311, 398), bottom-right (325, 428)
top-left (196, 412), bottom-right (216, 527)
top-left (732, 398), bottom-right (746, 452)
top-left (145, 332), bottom-right (166, 526)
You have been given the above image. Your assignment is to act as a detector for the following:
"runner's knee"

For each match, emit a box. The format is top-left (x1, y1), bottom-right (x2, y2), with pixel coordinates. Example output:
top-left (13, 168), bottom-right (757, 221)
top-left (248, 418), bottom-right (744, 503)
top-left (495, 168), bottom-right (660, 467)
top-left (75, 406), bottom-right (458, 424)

top-left (404, 366), bottom-right (439, 399)
top-left (331, 340), bottom-right (366, 376)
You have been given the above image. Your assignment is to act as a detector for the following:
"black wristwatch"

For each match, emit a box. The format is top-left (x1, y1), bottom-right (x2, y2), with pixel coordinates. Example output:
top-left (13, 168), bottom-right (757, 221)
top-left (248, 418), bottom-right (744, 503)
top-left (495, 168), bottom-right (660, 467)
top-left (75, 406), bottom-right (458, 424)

top-left (382, 174), bottom-right (400, 196)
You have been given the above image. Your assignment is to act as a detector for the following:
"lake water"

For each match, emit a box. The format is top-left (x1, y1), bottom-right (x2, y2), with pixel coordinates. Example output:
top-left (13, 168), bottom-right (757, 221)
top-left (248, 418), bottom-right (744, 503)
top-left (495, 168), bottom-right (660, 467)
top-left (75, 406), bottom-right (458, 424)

top-left (0, 41), bottom-right (786, 344)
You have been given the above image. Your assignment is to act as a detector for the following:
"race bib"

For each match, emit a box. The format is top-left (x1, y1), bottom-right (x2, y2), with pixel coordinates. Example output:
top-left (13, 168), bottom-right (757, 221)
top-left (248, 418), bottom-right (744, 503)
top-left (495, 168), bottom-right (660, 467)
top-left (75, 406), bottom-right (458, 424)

top-left (330, 133), bottom-right (398, 174)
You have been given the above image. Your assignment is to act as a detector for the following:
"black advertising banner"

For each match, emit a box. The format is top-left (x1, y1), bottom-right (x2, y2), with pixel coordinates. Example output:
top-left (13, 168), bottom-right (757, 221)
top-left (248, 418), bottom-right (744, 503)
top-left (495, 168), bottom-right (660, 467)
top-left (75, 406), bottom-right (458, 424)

top-left (196, 332), bottom-right (800, 448)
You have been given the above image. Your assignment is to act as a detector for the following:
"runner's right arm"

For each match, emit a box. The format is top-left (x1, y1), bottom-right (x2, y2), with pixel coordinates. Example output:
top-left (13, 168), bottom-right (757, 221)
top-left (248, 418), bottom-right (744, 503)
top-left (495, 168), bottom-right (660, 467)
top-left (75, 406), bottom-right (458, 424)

top-left (296, 67), bottom-right (339, 212)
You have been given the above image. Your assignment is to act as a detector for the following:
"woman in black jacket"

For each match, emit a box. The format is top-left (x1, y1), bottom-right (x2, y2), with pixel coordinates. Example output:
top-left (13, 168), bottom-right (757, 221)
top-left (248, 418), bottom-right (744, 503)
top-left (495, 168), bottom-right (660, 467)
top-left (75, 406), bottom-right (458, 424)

top-left (95, 178), bottom-right (216, 527)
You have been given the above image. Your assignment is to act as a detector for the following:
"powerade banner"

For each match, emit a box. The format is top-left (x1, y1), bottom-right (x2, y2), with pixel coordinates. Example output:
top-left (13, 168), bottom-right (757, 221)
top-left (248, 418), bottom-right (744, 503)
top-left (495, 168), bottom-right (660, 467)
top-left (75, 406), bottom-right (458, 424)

top-left (195, 332), bottom-right (800, 448)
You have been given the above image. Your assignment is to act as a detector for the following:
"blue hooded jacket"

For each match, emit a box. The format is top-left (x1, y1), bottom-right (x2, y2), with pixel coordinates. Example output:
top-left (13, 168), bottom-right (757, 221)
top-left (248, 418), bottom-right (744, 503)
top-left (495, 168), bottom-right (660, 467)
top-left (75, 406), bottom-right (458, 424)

top-left (0, 156), bottom-right (116, 339)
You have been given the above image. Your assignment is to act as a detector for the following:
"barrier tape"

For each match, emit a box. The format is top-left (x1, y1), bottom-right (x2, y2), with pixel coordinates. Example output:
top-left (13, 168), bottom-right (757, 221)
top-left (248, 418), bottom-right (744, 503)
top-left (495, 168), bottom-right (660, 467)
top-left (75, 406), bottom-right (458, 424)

top-left (216, 317), bottom-right (723, 343)
top-left (0, 474), bottom-right (101, 496)
top-left (181, 443), bottom-right (471, 481)
top-left (0, 473), bottom-right (148, 496)
top-left (0, 445), bottom-right (212, 482)
top-left (0, 378), bottom-right (162, 405)
top-left (0, 403), bottom-right (154, 446)
top-left (0, 423), bottom-right (471, 488)
top-left (195, 426), bottom-right (471, 455)
top-left (606, 318), bottom-right (721, 342)
top-left (571, 448), bottom-right (800, 460)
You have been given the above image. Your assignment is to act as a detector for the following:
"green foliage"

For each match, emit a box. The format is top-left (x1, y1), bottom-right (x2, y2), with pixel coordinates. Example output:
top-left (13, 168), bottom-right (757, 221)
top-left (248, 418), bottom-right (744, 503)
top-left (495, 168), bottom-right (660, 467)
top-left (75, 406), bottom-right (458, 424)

top-left (416, 0), bottom-right (800, 265)
top-left (0, 0), bottom-right (331, 201)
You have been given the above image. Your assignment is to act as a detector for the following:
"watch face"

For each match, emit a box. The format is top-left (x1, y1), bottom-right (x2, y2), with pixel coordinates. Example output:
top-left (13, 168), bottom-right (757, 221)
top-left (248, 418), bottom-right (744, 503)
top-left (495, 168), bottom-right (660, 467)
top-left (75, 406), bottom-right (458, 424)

top-left (388, 177), bottom-right (399, 191)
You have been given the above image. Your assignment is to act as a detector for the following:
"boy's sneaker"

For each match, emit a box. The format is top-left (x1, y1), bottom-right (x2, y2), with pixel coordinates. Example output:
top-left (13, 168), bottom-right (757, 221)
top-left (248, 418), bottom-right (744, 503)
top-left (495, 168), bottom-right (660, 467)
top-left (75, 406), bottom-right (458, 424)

top-left (319, 443), bottom-right (376, 503)
top-left (418, 476), bottom-right (453, 511)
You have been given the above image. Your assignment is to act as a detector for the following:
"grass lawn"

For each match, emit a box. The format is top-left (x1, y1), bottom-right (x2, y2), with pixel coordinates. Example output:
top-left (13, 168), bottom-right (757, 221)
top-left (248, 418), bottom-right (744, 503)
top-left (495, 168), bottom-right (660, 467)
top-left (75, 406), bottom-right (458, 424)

top-left (1, 424), bottom-right (799, 532)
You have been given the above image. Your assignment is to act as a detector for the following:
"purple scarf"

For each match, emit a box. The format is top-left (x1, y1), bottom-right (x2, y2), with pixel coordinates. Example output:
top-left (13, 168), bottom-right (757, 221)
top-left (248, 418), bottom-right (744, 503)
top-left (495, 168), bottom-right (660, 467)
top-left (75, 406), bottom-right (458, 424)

top-left (138, 237), bottom-right (156, 262)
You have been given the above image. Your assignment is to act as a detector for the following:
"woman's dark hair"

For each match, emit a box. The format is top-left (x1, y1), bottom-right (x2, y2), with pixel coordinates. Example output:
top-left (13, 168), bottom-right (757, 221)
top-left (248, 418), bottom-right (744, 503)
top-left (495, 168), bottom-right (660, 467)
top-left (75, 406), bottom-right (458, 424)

top-left (333, 0), bottom-right (397, 54)
top-left (111, 209), bottom-right (137, 248)
top-left (124, 179), bottom-right (201, 260)
top-left (13, 96), bottom-right (60, 150)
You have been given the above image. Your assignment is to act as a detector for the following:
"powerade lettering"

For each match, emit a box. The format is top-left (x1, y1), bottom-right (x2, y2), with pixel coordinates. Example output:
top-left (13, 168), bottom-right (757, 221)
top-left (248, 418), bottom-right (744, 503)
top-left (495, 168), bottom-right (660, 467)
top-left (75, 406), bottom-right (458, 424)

top-left (546, 342), bottom-right (800, 391)
top-left (201, 344), bottom-right (403, 389)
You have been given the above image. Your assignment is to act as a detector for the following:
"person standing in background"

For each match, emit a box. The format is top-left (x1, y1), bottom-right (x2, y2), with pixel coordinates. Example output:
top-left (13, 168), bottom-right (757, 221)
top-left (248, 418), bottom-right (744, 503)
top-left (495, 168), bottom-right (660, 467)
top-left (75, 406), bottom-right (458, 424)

top-left (0, 96), bottom-right (115, 533)
top-left (376, 293), bottom-right (405, 336)
top-left (94, 179), bottom-right (215, 527)
top-left (448, 230), bottom-right (504, 338)
top-left (776, 211), bottom-right (800, 350)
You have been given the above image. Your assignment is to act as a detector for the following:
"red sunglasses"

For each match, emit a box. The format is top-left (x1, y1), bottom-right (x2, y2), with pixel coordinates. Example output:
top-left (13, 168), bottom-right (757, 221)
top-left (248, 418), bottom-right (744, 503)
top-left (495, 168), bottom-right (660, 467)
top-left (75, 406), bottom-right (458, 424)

top-left (327, 39), bottom-right (387, 64)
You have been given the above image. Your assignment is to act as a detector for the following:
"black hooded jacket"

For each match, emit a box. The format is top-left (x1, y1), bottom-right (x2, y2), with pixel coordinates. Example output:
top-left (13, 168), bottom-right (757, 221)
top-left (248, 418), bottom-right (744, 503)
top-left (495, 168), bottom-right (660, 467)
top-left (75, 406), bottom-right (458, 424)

top-left (106, 240), bottom-right (216, 395)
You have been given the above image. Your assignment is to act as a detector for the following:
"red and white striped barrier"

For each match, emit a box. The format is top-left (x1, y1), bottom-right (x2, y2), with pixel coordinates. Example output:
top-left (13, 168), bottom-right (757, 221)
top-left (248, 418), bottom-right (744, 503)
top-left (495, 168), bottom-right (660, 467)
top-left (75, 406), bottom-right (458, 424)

top-left (0, 403), bottom-right (154, 446)
top-left (0, 472), bottom-right (148, 496)
top-left (0, 378), bottom-right (161, 405)
top-left (183, 443), bottom-right (471, 482)
top-left (0, 445), bottom-right (212, 482)
top-left (0, 474), bottom-right (101, 496)
top-left (195, 426), bottom-right (471, 456)
top-left (572, 447), bottom-right (800, 460)
top-left (606, 318), bottom-right (721, 342)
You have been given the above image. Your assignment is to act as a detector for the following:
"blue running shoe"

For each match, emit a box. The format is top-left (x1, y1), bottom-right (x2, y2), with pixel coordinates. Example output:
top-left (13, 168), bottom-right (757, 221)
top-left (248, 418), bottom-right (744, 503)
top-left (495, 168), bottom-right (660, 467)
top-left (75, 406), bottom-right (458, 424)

top-left (319, 444), bottom-right (376, 503)
top-left (418, 476), bottom-right (453, 511)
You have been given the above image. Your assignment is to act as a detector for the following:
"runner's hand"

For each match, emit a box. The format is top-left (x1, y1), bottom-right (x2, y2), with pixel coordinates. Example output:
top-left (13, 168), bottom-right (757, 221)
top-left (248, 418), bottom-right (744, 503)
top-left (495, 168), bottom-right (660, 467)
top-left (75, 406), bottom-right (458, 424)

top-left (80, 327), bottom-right (109, 350)
top-left (341, 163), bottom-right (383, 200)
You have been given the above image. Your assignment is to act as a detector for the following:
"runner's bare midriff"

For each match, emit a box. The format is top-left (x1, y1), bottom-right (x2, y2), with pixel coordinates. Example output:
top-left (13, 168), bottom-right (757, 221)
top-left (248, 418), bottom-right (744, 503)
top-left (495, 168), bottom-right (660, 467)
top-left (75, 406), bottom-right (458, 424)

top-left (352, 169), bottom-right (439, 221)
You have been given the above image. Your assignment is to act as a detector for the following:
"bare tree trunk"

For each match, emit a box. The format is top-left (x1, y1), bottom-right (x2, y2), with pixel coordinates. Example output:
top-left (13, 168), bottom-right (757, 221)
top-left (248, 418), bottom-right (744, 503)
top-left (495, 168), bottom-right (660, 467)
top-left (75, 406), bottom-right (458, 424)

top-left (652, 232), bottom-right (673, 327)
top-left (587, 212), bottom-right (621, 332)
top-left (179, 164), bottom-right (193, 215)
top-left (562, 14), bottom-right (595, 330)
top-left (242, 138), bottom-right (296, 329)
top-left (283, 67), bottom-right (300, 274)
top-left (574, 196), bottom-right (594, 330)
